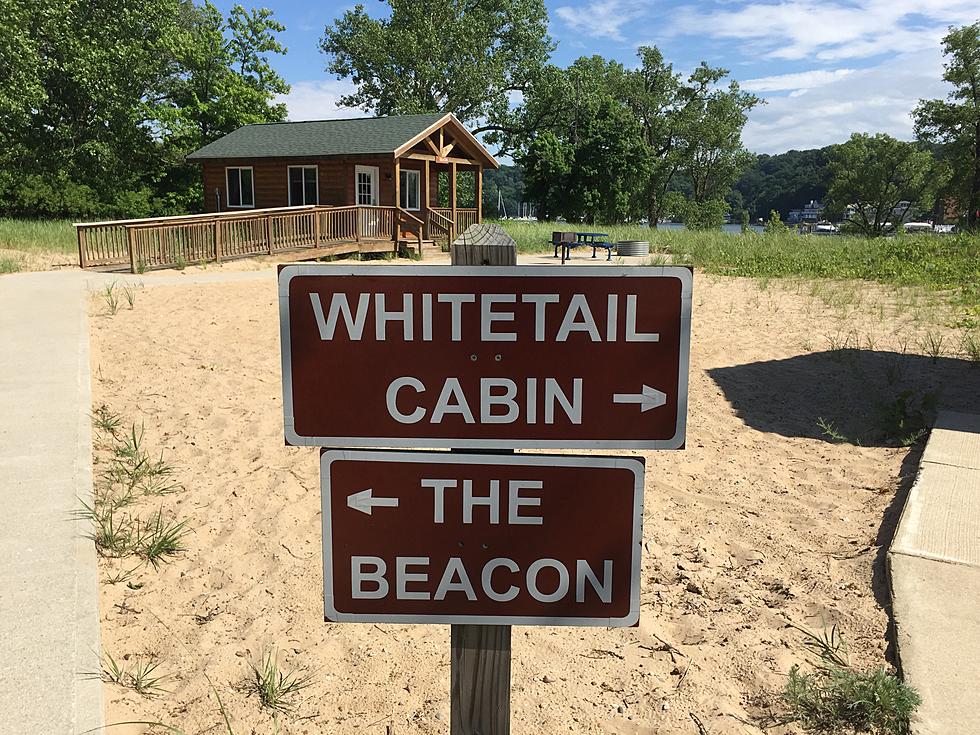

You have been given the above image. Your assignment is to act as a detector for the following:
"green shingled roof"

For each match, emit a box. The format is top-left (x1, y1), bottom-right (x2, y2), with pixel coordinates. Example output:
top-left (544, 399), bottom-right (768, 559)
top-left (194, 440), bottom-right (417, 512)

top-left (186, 113), bottom-right (449, 161)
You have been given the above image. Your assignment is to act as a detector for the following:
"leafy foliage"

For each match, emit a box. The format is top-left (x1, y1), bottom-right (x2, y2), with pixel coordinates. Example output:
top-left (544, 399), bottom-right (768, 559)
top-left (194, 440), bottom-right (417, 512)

top-left (320, 0), bottom-right (552, 145)
top-left (826, 134), bottom-right (943, 237)
top-left (914, 22), bottom-right (980, 230)
top-left (517, 48), bottom-right (757, 224)
top-left (483, 165), bottom-right (524, 218)
top-left (783, 625), bottom-right (920, 735)
top-left (0, 0), bottom-right (288, 218)
top-left (735, 147), bottom-right (833, 220)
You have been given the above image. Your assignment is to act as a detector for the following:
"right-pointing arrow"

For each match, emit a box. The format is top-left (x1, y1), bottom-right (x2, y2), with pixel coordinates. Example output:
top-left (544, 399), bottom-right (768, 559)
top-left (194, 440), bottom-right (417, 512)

top-left (613, 385), bottom-right (668, 412)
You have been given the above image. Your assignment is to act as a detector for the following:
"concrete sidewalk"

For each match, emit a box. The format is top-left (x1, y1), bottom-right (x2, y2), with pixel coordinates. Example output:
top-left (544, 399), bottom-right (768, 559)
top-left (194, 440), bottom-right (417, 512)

top-left (0, 271), bottom-right (103, 733)
top-left (889, 411), bottom-right (980, 735)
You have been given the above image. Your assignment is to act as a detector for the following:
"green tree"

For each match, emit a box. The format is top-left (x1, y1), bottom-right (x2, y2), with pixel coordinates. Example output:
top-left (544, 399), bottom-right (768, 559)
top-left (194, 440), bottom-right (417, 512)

top-left (735, 147), bottom-right (833, 220)
top-left (518, 56), bottom-right (648, 223)
top-left (914, 22), bottom-right (980, 230)
top-left (483, 164), bottom-right (523, 218)
top-left (0, 0), bottom-right (289, 218)
top-left (320, 0), bottom-right (552, 144)
top-left (622, 50), bottom-right (759, 225)
top-left (827, 133), bottom-right (943, 237)
top-left (155, 1), bottom-right (289, 211)
top-left (675, 66), bottom-right (760, 207)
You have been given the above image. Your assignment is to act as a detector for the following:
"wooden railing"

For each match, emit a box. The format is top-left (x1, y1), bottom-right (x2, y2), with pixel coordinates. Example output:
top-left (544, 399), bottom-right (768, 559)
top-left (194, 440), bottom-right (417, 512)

top-left (456, 208), bottom-right (479, 233)
top-left (432, 208), bottom-right (479, 238)
top-left (76, 205), bottom-right (405, 272)
top-left (397, 208), bottom-right (424, 249)
top-left (427, 209), bottom-right (455, 249)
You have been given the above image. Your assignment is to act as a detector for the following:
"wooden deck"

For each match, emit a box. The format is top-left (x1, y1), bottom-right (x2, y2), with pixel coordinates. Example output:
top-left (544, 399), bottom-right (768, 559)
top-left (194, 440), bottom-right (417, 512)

top-left (74, 204), bottom-right (470, 272)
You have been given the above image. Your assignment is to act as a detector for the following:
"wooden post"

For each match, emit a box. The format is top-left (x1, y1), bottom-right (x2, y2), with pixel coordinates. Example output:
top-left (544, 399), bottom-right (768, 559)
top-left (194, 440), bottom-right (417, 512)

top-left (449, 241), bottom-right (517, 735)
top-left (476, 165), bottom-right (483, 224)
top-left (451, 625), bottom-right (512, 735)
top-left (77, 227), bottom-right (89, 269)
top-left (313, 208), bottom-right (321, 249)
top-left (423, 159), bottom-right (431, 239)
top-left (214, 218), bottom-right (223, 263)
top-left (126, 227), bottom-right (137, 274)
top-left (394, 158), bottom-right (401, 242)
top-left (267, 214), bottom-right (274, 255)
top-left (450, 161), bottom-right (458, 243)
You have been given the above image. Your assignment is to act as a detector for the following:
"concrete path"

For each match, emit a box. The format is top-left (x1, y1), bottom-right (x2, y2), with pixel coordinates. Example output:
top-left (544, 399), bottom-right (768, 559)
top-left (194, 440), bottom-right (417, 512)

top-left (889, 411), bottom-right (980, 735)
top-left (0, 271), bottom-right (103, 733)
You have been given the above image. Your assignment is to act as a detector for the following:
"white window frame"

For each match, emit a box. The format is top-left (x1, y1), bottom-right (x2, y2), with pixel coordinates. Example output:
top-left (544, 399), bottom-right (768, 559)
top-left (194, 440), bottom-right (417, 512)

top-left (287, 165), bottom-right (319, 206)
top-left (355, 165), bottom-right (379, 206)
top-left (225, 166), bottom-right (255, 209)
top-left (400, 169), bottom-right (421, 211)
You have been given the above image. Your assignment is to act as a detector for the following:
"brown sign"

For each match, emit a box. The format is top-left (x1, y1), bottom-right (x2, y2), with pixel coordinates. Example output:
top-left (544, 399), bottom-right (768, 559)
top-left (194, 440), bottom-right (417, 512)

top-left (279, 264), bottom-right (692, 449)
top-left (320, 450), bottom-right (644, 626)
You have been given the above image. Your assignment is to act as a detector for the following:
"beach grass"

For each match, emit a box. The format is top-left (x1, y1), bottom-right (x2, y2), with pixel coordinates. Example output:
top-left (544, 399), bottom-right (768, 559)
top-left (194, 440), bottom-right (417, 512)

top-left (0, 218), bottom-right (76, 254)
top-left (493, 220), bottom-right (980, 312)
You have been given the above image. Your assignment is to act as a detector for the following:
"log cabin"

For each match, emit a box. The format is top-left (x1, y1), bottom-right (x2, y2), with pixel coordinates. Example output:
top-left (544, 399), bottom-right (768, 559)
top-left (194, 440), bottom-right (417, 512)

top-left (186, 112), bottom-right (499, 252)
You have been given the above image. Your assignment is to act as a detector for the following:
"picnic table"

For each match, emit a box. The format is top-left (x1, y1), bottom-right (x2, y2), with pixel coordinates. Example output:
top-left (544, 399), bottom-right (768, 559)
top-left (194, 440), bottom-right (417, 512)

top-left (551, 231), bottom-right (613, 262)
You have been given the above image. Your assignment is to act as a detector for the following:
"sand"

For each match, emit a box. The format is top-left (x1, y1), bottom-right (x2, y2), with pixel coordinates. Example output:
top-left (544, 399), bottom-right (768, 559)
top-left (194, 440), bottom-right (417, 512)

top-left (89, 259), bottom-right (980, 734)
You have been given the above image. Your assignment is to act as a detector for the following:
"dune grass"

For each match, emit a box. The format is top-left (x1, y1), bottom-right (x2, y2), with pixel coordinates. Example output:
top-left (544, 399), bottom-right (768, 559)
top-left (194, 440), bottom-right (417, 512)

top-left (0, 218), bottom-right (77, 254)
top-left (493, 220), bottom-right (980, 313)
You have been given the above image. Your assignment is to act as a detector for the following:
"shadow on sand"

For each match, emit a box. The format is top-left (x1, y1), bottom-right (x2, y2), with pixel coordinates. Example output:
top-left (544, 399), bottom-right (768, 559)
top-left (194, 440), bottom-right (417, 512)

top-left (709, 349), bottom-right (979, 664)
top-left (707, 349), bottom-right (980, 448)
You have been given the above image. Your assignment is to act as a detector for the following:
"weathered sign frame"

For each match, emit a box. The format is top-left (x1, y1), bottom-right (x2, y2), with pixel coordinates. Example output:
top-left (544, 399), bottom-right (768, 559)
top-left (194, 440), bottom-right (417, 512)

top-left (320, 449), bottom-right (645, 627)
top-left (279, 264), bottom-right (693, 450)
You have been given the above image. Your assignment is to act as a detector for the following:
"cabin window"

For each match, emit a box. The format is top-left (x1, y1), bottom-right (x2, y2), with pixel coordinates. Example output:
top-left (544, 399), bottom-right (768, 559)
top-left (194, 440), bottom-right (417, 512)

top-left (288, 165), bottom-right (318, 206)
top-left (226, 167), bottom-right (254, 208)
top-left (400, 169), bottom-right (420, 210)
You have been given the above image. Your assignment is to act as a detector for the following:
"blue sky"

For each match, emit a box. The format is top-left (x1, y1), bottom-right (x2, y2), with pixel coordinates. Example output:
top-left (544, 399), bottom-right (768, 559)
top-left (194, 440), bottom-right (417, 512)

top-left (213, 0), bottom-right (977, 155)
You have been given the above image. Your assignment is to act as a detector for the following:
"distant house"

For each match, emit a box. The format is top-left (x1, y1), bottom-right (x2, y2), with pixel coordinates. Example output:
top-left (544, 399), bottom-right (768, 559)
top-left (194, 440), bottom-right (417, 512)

top-left (186, 112), bottom-right (499, 231)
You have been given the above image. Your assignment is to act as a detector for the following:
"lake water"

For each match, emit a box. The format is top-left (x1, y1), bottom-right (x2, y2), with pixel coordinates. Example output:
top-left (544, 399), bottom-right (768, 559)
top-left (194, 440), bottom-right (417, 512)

top-left (655, 223), bottom-right (766, 235)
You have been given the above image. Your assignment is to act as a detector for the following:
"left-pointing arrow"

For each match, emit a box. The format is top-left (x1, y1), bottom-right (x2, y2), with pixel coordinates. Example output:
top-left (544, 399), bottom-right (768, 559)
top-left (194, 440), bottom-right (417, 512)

top-left (347, 488), bottom-right (399, 515)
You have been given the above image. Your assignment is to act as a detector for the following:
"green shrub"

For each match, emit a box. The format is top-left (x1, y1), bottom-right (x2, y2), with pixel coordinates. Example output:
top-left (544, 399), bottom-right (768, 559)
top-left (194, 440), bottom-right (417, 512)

top-left (782, 625), bottom-right (920, 735)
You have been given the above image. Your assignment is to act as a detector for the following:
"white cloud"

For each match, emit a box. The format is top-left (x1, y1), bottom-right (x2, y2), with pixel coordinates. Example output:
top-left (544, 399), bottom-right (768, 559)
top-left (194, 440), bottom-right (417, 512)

top-left (667, 0), bottom-right (979, 62)
top-left (555, 0), bottom-right (649, 41)
top-left (276, 80), bottom-right (366, 122)
top-left (742, 68), bottom-right (856, 93)
top-left (741, 49), bottom-right (950, 153)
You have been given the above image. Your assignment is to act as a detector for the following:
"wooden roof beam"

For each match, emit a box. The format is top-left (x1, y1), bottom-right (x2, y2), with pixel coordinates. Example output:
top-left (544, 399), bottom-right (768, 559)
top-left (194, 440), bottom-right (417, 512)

top-left (403, 151), bottom-right (481, 166)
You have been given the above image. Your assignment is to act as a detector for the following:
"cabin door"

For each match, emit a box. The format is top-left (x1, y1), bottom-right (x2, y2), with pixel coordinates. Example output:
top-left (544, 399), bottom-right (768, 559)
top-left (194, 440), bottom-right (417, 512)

top-left (355, 165), bottom-right (381, 238)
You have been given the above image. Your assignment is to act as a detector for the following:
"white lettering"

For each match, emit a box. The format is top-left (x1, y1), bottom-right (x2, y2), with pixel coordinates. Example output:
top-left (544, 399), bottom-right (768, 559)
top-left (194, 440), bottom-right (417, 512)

top-left (310, 292), bottom-right (370, 341)
top-left (482, 558), bottom-right (520, 602)
top-left (575, 559), bottom-right (613, 603)
top-left (386, 377), bottom-right (426, 424)
top-left (521, 294), bottom-right (559, 341)
top-left (526, 378), bottom-right (538, 424)
top-left (375, 293), bottom-right (413, 340)
top-left (606, 294), bottom-right (618, 342)
top-left (396, 557), bottom-right (430, 600)
top-left (544, 378), bottom-right (583, 424)
top-left (625, 294), bottom-right (659, 342)
top-left (421, 478), bottom-right (456, 523)
top-left (431, 378), bottom-right (476, 424)
top-left (481, 378), bottom-right (519, 423)
top-left (556, 294), bottom-right (601, 342)
top-left (527, 558), bottom-right (570, 603)
top-left (481, 294), bottom-right (517, 341)
top-left (437, 294), bottom-right (476, 341)
top-left (351, 556), bottom-right (388, 599)
top-left (434, 557), bottom-right (477, 601)
top-left (421, 293), bottom-right (433, 341)
top-left (508, 480), bottom-right (543, 525)
top-left (463, 479), bottom-right (500, 524)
